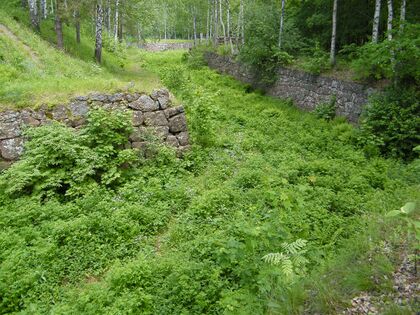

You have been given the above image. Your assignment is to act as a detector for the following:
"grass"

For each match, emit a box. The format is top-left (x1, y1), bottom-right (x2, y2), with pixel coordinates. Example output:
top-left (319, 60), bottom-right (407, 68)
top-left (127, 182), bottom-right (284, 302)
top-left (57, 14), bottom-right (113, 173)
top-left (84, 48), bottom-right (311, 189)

top-left (0, 10), bottom-right (160, 110)
top-left (1, 47), bottom-right (419, 313)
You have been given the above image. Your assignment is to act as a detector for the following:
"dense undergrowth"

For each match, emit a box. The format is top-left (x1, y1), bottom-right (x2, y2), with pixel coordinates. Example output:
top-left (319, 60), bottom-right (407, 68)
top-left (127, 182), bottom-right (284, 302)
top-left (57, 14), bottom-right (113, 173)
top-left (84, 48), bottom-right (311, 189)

top-left (0, 4), bottom-right (160, 109)
top-left (1, 50), bottom-right (419, 314)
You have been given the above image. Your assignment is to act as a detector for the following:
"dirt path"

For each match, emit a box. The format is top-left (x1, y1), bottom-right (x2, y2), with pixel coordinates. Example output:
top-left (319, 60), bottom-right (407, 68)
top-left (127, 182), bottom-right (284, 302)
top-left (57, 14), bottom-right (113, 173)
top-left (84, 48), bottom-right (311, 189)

top-left (0, 23), bottom-right (39, 62)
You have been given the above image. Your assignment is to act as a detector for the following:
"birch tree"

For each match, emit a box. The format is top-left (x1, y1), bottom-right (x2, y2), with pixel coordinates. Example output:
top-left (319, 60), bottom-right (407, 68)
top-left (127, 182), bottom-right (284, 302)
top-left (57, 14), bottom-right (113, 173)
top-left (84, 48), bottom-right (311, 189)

top-left (227, 0), bottom-right (234, 53)
top-left (114, 0), bottom-right (119, 42)
top-left (278, 0), bottom-right (286, 49)
top-left (219, 0), bottom-right (227, 45)
top-left (387, 0), bottom-right (393, 40)
top-left (28, 0), bottom-right (40, 32)
top-left (40, 0), bottom-right (47, 19)
top-left (399, 0), bottom-right (406, 30)
top-left (95, 1), bottom-right (103, 63)
top-left (330, 0), bottom-right (338, 65)
top-left (372, 0), bottom-right (381, 43)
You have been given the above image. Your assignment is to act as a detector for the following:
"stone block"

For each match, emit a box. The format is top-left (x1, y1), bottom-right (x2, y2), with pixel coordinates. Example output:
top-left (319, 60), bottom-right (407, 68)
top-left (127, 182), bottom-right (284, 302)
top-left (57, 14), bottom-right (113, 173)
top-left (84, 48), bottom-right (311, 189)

top-left (144, 112), bottom-right (168, 126)
top-left (132, 111), bottom-right (144, 127)
top-left (169, 113), bottom-right (187, 133)
top-left (0, 138), bottom-right (24, 160)
top-left (176, 131), bottom-right (189, 146)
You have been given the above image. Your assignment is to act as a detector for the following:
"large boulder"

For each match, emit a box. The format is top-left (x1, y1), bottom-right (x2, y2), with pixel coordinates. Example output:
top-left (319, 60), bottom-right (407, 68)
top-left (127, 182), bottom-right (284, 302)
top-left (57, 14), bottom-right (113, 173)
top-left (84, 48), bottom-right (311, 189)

top-left (0, 111), bottom-right (22, 140)
top-left (128, 95), bottom-right (159, 111)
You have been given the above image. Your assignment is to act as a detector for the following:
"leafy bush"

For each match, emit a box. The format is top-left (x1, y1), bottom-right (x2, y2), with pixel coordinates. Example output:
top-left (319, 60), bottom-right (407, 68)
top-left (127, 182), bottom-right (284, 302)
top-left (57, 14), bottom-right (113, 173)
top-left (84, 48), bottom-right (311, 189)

top-left (159, 64), bottom-right (189, 92)
top-left (351, 24), bottom-right (420, 85)
top-left (301, 42), bottom-right (331, 75)
top-left (0, 108), bottom-right (137, 200)
top-left (315, 95), bottom-right (337, 120)
top-left (182, 45), bottom-right (211, 69)
top-left (359, 87), bottom-right (420, 160)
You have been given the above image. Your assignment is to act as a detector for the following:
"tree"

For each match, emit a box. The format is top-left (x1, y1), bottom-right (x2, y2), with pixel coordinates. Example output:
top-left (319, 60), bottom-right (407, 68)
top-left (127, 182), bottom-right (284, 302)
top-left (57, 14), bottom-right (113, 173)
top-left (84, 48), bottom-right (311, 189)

top-left (114, 0), bottom-right (119, 42)
top-left (400, 0), bottom-right (406, 30)
top-left (387, 0), bottom-right (393, 41)
top-left (95, 1), bottom-right (103, 63)
top-left (278, 0), bottom-right (286, 49)
top-left (55, 0), bottom-right (64, 50)
top-left (330, 0), bottom-right (338, 65)
top-left (28, 0), bottom-right (40, 32)
top-left (40, 0), bottom-right (47, 19)
top-left (372, 0), bottom-right (381, 43)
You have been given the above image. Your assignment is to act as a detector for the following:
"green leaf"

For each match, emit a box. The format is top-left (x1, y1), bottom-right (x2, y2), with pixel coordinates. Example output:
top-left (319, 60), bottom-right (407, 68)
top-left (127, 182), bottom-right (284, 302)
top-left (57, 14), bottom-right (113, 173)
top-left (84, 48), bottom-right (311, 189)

top-left (386, 210), bottom-right (402, 217)
top-left (401, 202), bottom-right (416, 214)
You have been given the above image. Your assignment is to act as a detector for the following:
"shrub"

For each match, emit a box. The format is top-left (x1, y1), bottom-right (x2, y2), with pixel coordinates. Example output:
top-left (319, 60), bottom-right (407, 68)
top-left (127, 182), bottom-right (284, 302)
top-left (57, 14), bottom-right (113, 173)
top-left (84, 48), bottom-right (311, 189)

top-left (0, 108), bottom-right (138, 200)
top-left (182, 45), bottom-right (211, 69)
top-left (301, 42), bottom-right (331, 75)
top-left (315, 95), bottom-right (337, 120)
top-left (159, 64), bottom-right (189, 92)
top-left (359, 87), bottom-right (420, 160)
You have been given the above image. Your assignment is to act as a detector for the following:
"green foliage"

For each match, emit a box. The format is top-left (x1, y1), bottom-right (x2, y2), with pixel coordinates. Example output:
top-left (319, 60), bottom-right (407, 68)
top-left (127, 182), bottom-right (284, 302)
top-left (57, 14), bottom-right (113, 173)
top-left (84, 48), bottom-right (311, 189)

top-left (182, 45), bottom-right (211, 69)
top-left (351, 24), bottom-right (420, 85)
top-left (315, 95), bottom-right (337, 120)
top-left (386, 202), bottom-right (419, 250)
top-left (159, 64), bottom-right (189, 91)
top-left (1, 50), bottom-right (419, 314)
top-left (0, 108), bottom-right (137, 200)
top-left (300, 42), bottom-right (331, 75)
top-left (262, 239), bottom-right (308, 280)
top-left (359, 87), bottom-right (420, 160)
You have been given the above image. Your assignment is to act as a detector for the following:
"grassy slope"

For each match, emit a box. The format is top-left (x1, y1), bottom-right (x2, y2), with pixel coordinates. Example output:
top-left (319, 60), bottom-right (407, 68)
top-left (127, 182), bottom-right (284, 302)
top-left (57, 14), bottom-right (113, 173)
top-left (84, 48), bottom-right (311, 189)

top-left (0, 6), bottom-right (160, 110)
top-left (1, 48), bottom-right (418, 314)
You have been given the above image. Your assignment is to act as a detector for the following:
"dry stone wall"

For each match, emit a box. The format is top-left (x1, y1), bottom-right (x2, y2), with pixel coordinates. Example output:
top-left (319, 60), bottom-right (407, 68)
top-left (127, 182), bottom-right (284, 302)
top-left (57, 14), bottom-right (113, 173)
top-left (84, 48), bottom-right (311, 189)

top-left (205, 52), bottom-right (377, 123)
top-left (0, 89), bottom-right (189, 165)
top-left (139, 42), bottom-right (193, 52)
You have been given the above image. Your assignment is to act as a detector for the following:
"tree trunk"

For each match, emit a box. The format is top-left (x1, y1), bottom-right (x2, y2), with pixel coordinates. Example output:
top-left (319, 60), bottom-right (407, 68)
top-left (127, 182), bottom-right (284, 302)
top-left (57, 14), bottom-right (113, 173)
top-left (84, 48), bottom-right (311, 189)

top-left (95, 1), bottom-right (103, 63)
top-left (114, 0), bottom-right (119, 42)
top-left (118, 16), bottom-right (123, 42)
top-left (75, 11), bottom-right (81, 44)
top-left (219, 0), bottom-right (227, 45)
top-left (206, 2), bottom-right (210, 41)
top-left (213, 0), bottom-right (219, 46)
top-left (54, 0), bottom-right (64, 50)
top-left (193, 12), bottom-right (197, 46)
top-left (209, 0), bottom-right (213, 41)
top-left (330, 0), bottom-right (338, 66)
top-left (399, 0), bottom-right (406, 30)
top-left (278, 0), bottom-right (286, 49)
top-left (227, 0), bottom-right (234, 53)
top-left (40, 0), bottom-right (47, 19)
top-left (372, 0), bottom-right (381, 43)
top-left (50, 0), bottom-right (54, 14)
top-left (387, 0), bottom-right (393, 40)
top-left (240, 0), bottom-right (244, 45)
top-left (28, 0), bottom-right (40, 32)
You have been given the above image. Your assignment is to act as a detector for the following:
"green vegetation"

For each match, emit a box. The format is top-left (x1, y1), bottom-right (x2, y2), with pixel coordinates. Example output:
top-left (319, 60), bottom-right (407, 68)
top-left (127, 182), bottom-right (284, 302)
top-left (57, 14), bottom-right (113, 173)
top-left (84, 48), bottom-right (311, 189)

top-left (0, 1), bottom-right (419, 313)
top-left (1, 50), bottom-right (419, 314)
top-left (0, 9), bottom-right (160, 109)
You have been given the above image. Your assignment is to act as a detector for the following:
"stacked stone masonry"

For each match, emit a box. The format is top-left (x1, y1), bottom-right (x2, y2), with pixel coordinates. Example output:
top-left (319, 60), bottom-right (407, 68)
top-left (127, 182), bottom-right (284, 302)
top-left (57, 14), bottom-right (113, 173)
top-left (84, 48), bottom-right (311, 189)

top-left (205, 52), bottom-right (377, 123)
top-left (139, 42), bottom-right (193, 52)
top-left (0, 89), bottom-right (189, 163)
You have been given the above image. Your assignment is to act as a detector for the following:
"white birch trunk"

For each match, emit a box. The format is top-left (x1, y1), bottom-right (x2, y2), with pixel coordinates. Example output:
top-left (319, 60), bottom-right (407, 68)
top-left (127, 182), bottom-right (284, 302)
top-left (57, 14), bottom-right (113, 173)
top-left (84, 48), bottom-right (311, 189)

top-left (95, 1), bottom-right (103, 63)
top-left (372, 0), bottom-right (381, 43)
top-left (227, 0), bottom-right (234, 53)
top-left (193, 11), bottom-right (197, 46)
top-left (219, 0), bottom-right (227, 45)
top-left (28, 0), bottom-right (40, 32)
top-left (387, 0), bottom-right (393, 40)
top-left (330, 0), bottom-right (338, 66)
top-left (278, 0), bottom-right (286, 49)
top-left (240, 0), bottom-right (244, 45)
top-left (114, 0), bottom-right (119, 42)
top-left (399, 0), bottom-right (406, 30)
top-left (40, 0), bottom-right (47, 19)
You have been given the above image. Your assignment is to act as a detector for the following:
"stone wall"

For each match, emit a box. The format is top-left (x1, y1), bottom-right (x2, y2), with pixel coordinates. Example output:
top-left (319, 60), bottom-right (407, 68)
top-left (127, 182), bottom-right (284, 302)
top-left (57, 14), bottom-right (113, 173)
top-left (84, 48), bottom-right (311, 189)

top-left (205, 52), bottom-right (376, 123)
top-left (0, 89), bottom-right (189, 165)
top-left (139, 42), bottom-right (193, 52)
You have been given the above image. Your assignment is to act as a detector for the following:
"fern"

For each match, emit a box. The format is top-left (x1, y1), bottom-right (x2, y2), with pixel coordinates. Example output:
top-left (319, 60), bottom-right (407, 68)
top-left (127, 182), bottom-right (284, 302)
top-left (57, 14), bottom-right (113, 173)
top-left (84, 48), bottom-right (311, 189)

top-left (262, 239), bottom-right (308, 280)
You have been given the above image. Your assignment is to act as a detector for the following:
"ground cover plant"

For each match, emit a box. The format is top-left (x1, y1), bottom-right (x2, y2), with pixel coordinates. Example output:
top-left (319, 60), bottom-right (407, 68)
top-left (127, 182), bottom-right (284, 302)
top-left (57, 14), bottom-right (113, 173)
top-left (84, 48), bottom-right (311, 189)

top-left (1, 50), bottom-right (419, 314)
